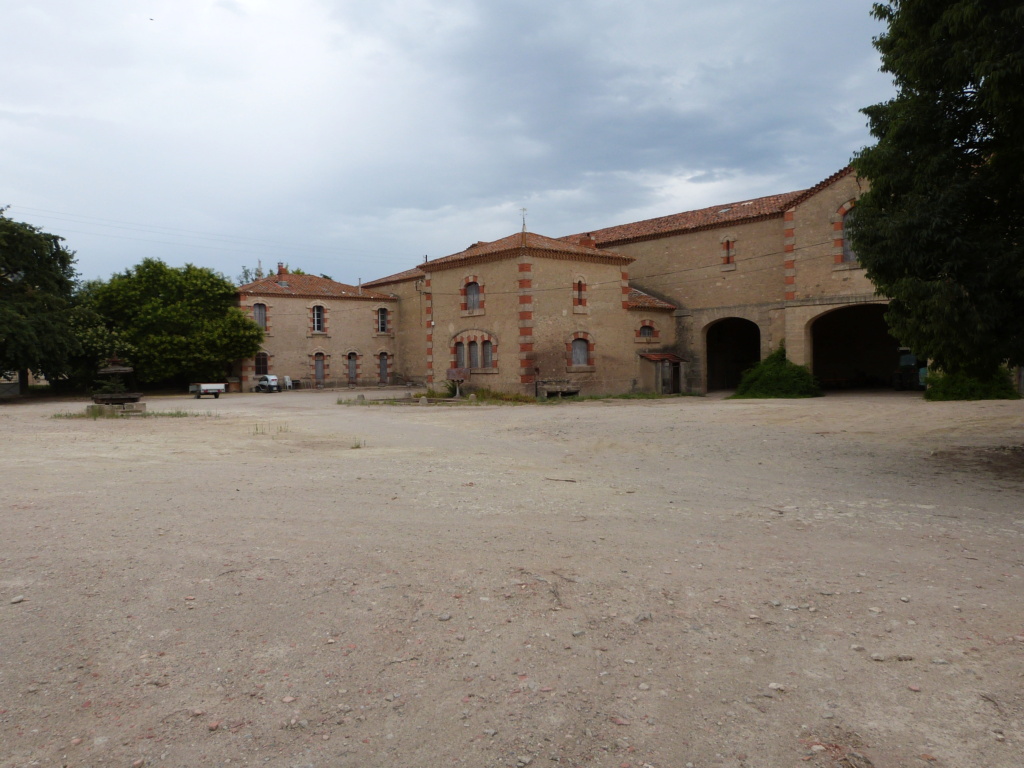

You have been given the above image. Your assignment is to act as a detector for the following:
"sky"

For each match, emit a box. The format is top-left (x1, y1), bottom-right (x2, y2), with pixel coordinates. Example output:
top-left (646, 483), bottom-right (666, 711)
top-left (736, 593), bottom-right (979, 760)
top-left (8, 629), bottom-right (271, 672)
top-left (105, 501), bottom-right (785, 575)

top-left (1, 1), bottom-right (895, 286)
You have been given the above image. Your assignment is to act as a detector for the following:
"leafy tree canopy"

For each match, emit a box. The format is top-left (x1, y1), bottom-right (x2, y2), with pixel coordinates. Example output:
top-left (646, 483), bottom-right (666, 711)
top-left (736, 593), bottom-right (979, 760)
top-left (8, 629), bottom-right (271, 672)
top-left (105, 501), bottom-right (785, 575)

top-left (91, 258), bottom-right (263, 384)
top-left (851, 1), bottom-right (1024, 376)
top-left (0, 211), bottom-right (80, 384)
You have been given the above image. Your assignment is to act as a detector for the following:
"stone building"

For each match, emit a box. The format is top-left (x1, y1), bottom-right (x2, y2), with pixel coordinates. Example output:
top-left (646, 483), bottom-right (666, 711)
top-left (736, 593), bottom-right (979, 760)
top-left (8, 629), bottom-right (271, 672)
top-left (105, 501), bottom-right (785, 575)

top-left (563, 166), bottom-right (892, 391)
top-left (365, 231), bottom-right (681, 396)
top-left (236, 264), bottom-right (397, 391)
top-left (240, 166), bottom-right (891, 395)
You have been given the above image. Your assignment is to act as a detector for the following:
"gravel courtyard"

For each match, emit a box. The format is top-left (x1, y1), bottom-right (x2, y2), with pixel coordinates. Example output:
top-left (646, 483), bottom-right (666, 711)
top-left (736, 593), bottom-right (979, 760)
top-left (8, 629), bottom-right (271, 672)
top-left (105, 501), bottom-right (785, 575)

top-left (1, 390), bottom-right (1022, 768)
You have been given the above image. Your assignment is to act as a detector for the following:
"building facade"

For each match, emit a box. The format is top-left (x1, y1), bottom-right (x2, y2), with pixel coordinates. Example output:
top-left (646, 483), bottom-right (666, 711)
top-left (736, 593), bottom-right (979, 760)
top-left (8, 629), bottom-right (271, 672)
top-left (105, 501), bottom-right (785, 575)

top-left (241, 167), bottom-right (898, 395)
top-left (236, 264), bottom-right (398, 391)
top-left (365, 232), bottom-right (681, 397)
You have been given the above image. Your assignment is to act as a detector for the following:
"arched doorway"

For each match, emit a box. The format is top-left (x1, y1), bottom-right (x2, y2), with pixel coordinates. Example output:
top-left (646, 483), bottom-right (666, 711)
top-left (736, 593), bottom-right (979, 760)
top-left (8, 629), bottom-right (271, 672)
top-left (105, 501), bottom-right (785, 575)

top-left (378, 352), bottom-right (388, 384)
top-left (705, 318), bottom-right (761, 390)
top-left (347, 353), bottom-right (358, 384)
top-left (810, 304), bottom-right (900, 388)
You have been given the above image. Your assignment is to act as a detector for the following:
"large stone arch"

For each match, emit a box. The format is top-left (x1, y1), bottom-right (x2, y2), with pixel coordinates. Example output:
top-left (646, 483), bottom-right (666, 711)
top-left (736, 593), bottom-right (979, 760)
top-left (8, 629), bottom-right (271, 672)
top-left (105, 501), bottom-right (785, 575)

top-left (704, 317), bottom-right (761, 391)
top-left (808, 303), bottom-right (900, 388)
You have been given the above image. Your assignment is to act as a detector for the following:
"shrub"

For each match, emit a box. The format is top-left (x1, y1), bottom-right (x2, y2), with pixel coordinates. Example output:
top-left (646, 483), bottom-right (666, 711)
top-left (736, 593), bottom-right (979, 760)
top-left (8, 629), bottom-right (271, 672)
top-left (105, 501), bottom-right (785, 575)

top-left (731, 344), bottom-right (821, 399)
top-left (924, 368), bottom-right (1020, 401)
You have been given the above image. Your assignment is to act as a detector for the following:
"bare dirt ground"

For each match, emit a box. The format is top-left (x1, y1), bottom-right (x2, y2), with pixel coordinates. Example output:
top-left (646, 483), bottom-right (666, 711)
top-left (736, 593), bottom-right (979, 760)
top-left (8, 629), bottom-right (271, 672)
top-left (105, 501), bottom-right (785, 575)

top-left (1, 390), bottom-right (1023, 768)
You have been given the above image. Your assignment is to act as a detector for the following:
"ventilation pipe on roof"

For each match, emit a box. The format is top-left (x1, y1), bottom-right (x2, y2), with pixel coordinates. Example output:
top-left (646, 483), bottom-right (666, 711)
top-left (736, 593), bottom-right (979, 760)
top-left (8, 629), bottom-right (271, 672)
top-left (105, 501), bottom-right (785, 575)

top-left (358, 278), bottom-right (362, 295)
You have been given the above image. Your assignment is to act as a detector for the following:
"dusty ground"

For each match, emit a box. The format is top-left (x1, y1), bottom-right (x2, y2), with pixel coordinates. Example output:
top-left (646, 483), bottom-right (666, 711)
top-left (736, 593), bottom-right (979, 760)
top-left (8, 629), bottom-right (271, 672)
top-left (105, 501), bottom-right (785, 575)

top-left (1, 389), bottom-right (1023, 768)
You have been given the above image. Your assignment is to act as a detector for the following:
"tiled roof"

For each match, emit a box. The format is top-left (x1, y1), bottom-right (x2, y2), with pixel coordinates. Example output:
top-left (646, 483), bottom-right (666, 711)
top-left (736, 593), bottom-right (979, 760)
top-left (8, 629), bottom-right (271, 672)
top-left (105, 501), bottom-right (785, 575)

top-left (238, 273), bottom-right (394, 301)
top-left (424, 231), bottom-right (633, 271)
top-left (783, 166), bottom-right (856, 209)
top-left (627, 288), bottom-right (676, 311)
top-left (363, 267), bottom-right (425, 288)
top-left (562, 167), bottom-right (857, 247)
top-left (563, 190), bottom-right (807, 247)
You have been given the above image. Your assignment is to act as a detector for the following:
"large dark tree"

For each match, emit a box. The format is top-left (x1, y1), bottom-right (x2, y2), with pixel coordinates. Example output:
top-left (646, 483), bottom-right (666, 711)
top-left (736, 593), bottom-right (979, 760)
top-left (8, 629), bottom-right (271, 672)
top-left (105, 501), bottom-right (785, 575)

top-left (851, 1), bottom-right (1024, 376)
top-left (90, 258), bottom-right (263, 384)
top-left (0, 212), bottom-right (80, 392)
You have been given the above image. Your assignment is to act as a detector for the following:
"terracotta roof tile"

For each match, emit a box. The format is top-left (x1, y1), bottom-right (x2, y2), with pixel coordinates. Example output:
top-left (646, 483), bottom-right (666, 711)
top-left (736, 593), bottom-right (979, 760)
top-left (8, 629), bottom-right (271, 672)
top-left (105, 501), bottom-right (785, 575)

top-left (363, 267), bottom-right (426, 288)
top-left (627, 288), bottom-right (676, 311)
top-left (238, 273), bottom-right (394, 301)
top-left (563, 190), bottom-right (807, 247)
top-left (424, 231), bottom-right (633, 271)
top-left (783, 166), bottom-right (856, 209)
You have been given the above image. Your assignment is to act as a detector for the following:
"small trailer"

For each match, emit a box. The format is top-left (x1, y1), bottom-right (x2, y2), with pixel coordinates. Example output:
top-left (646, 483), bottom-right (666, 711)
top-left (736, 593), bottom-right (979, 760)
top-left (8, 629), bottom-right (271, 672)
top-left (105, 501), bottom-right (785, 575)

top-left (189, 383), bottom-right (226, 399)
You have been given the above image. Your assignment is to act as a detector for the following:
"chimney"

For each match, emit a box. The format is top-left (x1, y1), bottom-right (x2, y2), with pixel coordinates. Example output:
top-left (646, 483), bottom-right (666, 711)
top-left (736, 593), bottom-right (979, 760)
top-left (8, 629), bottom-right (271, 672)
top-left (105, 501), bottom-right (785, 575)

top-left (277, 262), bottom-right (286, 275)
top-left (579, 234), bottom-right (597, 248)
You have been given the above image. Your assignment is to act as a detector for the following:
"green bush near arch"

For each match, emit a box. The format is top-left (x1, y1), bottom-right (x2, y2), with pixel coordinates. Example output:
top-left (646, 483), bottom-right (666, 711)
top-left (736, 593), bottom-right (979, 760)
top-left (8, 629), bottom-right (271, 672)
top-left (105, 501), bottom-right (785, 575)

top-left (731, 344), bottom-right (822, 399)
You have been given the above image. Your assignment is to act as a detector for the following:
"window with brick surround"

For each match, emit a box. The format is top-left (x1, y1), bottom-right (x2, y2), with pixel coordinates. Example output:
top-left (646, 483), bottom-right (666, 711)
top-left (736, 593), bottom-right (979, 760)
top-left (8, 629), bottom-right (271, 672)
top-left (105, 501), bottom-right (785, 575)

top-left (842, 208), bottom-right (858, 262)
top-left (461, 277), bottom-right (485, 316)
top-left (722, 240), bottom-right (735, 265)
top-left (567, 332), bottom-right (595, 371)
top-left (571, 338), bottom-right (589, 366)
top-left (639, 324), bottom-right (654, 339)
top-left (253, 303), bottom-right (267, 330)
top-left (451, 332), bottom-right (498, 371)
top-left (255, 352), bottom-right (269, 376)
top-left (312, 305), bottom-right (325, 333)
top-left (377, 307), bottom-right (389, 333)
top-left (465, 282), bottom-right (481, 311)
top-left (574, 280), bottom-right (586, 306)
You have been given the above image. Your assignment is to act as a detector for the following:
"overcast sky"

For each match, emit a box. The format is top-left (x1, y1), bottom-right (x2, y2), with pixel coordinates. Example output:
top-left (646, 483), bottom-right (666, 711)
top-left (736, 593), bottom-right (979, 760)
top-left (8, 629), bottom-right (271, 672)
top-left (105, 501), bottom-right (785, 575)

top-left (2, 1), bottom-right (895, 285)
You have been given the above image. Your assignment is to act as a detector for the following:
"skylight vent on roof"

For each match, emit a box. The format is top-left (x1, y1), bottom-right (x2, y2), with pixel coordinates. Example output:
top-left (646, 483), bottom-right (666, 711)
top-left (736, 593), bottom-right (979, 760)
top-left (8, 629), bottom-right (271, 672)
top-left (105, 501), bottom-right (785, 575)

top-left (278, 281), bottom-right (289, 287)
top-left (741, 201), bottom-right (753, 205)
top-left (718, 207), bottom-right (732, 213)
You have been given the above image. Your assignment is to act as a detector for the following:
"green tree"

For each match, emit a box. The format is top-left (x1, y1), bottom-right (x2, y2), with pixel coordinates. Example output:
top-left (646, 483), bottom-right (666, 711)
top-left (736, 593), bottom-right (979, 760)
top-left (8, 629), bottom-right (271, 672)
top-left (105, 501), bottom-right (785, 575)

top-left (91, 258), bottom-right (263, 384)
top-left (851, 1), bottom-right (1024, 376)
top-left (0, 212), bottom-right (80, 392)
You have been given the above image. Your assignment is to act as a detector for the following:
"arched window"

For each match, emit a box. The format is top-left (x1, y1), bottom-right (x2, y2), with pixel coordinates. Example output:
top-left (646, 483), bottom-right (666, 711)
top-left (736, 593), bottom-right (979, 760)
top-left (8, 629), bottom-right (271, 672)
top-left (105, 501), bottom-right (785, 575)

top-left (255, 352), bottom-right (269, 376)
top-left (571, 338), bottom-right (589, 366)
top-left (455, 341), bottom-right (466, 369)
top-left (465, 282), bottom-right (481, 311)
top-left (253, 303), bottom-right (267, 330)
top-left (639, 324), bottom-right (654, 339)
top-left (482, 340), bottom-right (493, 368)
top-left (312, 305), bottom-right (325, 333)
top-left (469, 341), bottom-right (479, 368)
top-left (377, 307), bottom-right (388, 333)
top-left (842, 208), bottom-right (858, 262)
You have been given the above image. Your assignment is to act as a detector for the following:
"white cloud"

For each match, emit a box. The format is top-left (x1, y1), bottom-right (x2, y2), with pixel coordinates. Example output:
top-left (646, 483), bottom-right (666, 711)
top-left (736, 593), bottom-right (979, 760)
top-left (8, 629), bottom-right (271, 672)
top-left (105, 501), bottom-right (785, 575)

top-left (0, 0), bottom-right (893, 284)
